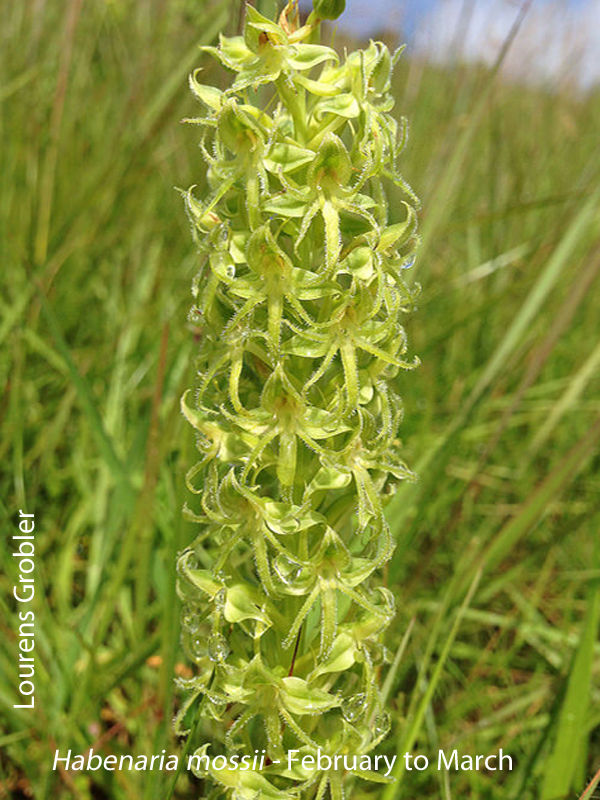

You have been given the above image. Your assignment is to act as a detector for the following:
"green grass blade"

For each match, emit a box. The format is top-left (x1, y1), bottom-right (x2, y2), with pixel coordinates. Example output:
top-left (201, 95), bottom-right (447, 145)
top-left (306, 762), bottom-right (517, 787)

top-left (540, 561), bottom-right (600, 799)
top-left (36, 285), bottom-right (134, 493)
top-left (386, 186), bottom-right (600, 561)
top-left (466, 185), bottom-right (600, 413)
top-left (382, 570), bottom-right (481, 799)
top-left (480, 415), bottom-right (600, 575)
top-left (578, 767), bottom-right (600, 800)
top-left (527, 338), bottom-right (600, 461)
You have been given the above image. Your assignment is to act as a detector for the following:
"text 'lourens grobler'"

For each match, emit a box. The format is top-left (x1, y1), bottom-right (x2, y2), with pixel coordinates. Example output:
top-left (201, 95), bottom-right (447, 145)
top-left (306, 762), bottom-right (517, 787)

top-left (13, 510), bottom-right (36, 709)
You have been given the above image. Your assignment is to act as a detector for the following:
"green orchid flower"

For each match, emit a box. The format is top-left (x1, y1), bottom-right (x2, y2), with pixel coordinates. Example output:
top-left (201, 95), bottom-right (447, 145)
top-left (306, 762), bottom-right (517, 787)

top-left (175, 2), bottom-right (420, 797)
top-left (202, 6), bottom-right (338, 97)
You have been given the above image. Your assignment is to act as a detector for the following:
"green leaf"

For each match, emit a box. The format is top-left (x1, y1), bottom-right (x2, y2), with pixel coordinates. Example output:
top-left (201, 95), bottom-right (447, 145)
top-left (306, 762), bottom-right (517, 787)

top-left (540, 557), bottom-right (600, 799)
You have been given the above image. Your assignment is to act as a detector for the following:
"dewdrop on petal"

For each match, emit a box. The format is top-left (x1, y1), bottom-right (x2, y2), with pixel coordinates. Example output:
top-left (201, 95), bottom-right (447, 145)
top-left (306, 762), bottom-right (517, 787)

top-left (373, 710), bottom-right (392, 738)
top-left (208, 633), bottom-right (230, 662)
top-left (341, 692), bottom-right (368, 723)
top-left (214, 587), bottom-right (226, 610)
top-left (181, 604), bottom-right (200, 633)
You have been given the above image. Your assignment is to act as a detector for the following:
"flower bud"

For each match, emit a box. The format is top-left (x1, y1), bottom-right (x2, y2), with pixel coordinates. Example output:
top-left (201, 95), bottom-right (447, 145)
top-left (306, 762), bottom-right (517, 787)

top-left (312, 0), bottom-right (346, 21)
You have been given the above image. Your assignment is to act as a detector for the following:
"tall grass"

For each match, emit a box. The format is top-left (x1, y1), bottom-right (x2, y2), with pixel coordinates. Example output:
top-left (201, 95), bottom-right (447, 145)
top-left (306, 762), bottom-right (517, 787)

top-left (1, 1), bottom-right (599, 798)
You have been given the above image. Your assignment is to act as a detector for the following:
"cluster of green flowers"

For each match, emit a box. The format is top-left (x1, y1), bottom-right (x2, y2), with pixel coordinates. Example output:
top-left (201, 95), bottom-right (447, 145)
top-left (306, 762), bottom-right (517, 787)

top-left (175, 2), bottom-right (419, 797)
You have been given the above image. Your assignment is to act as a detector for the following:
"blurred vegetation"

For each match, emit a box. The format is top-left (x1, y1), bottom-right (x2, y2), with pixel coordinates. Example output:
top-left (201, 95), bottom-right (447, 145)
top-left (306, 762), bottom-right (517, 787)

top-left (1, 0), bottom-right (599, 798)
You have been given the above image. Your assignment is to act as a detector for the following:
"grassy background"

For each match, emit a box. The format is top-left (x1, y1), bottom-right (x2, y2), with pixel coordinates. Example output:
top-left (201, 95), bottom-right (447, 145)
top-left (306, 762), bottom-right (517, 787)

top-left (1, 0), bottom-right (599, 798)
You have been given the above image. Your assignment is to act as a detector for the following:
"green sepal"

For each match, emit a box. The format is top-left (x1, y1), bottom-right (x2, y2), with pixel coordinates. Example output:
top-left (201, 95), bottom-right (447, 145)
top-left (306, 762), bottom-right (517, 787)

top-left (313, 93), bottom-right (360, 120)
top-left (309, 132), bottom-right (353, 189)
top-left (263, 194), bottom-right (310, 218)
top-left (279, 676), bottom-right (340, 715)
top-left (309, 465), bottom-right (353, 491)
top-left (376, 202), bottom-right (417, 252)
top-left (293, 72), bottom-right (340, 96)
top-left (286, 43), bottom-right (338, 71)
top-left (312, 631), bottom-right (356, 677)
top-left (264, 142), bottom-right (316, 174)
top-left (224, 584), bottom-right (272, 630)
top-left (189, 69), bottom-right (223, 111)
top-left (199, 759), bottom-right (295, 799)
top-left (341, 246), bottom-right (374, 279)
top-left (202, 34), bottom-right (254, 72)
top-left (173, 688), bottom-right (205, 737)
top-left (245, 5), bottom-right (288, 49)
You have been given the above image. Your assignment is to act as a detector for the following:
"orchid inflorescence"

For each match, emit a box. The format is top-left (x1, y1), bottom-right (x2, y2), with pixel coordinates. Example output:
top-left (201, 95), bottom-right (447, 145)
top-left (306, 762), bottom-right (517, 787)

top-left (175, 1), bottom-right (420, 796)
